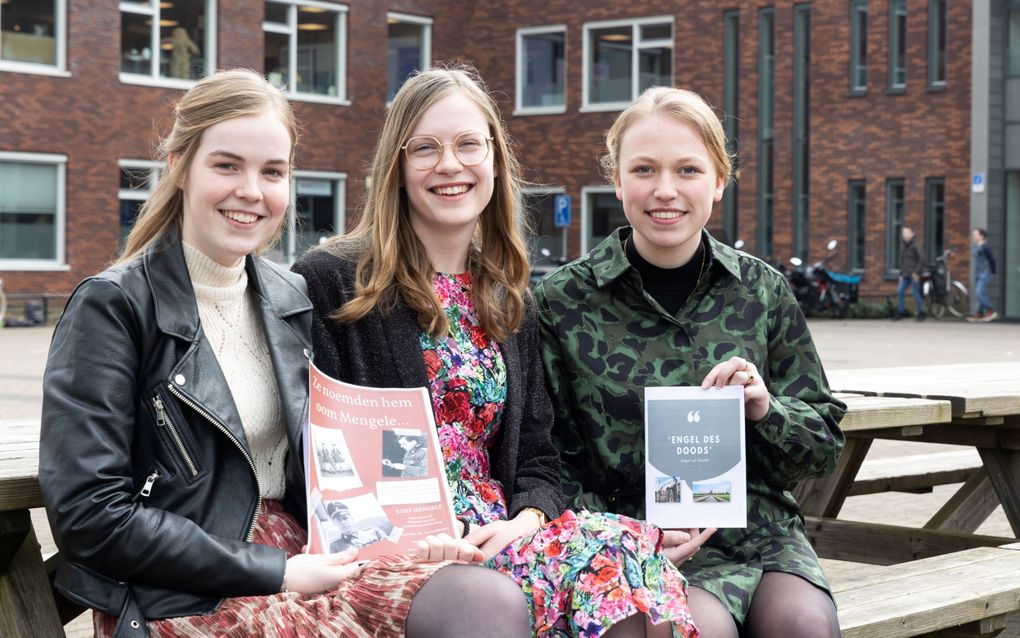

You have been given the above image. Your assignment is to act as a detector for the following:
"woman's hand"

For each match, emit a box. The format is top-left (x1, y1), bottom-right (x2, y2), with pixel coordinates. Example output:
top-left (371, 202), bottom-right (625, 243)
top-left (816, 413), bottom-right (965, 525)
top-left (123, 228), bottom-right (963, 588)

top-left (701, 356), bottom-right (769, 423)
top-left (661, 528), bottom-right (715, 566)
top-left (465, 513), bottom-right (542, 559)
top-left (282, 548), bottom-right (364, 594)
top-left (413, 533), bottom-right (484, 563)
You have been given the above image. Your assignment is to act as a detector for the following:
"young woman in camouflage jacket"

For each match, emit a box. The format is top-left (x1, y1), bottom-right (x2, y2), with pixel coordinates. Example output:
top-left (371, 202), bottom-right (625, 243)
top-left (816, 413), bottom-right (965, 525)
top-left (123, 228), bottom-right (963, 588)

top-left (534, 87), bottom-right (846, 638)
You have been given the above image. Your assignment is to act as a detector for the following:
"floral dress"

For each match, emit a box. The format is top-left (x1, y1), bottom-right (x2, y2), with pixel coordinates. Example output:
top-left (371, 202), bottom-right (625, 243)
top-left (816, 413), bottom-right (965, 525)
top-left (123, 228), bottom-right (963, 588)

top-left (420, 273), bottom-right (698, 638)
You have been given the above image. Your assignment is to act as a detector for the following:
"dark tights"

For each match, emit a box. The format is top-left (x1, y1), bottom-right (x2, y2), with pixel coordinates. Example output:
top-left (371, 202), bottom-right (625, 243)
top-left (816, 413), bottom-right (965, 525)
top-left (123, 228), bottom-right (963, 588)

top-left (688, 573), bottom-right (839, 638)
top-left (405, 564), bottom-right (532, 638)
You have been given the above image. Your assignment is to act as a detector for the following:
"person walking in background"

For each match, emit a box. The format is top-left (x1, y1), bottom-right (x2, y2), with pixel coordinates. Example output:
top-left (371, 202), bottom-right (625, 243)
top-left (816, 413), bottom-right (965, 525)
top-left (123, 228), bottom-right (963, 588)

top-left (895, 227), bottom-right (925, 321)
top-left (969, 228), bottom-right (998, 322)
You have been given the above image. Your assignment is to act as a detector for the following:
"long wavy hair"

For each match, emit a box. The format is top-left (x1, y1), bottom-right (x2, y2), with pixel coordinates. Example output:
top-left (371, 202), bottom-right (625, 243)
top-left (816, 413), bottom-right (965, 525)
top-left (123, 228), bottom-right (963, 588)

top-left (118, 68), bottom-right (299, 264)
top-left (324, 64), bottom-right (529, 342)
top-left (600, 86), bottom-right (737, 186)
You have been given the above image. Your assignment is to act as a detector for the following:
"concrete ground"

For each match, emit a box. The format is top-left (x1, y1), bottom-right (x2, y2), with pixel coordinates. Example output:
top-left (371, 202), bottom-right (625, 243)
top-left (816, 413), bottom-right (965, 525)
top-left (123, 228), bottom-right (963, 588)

top-left (2, 317), bottom-right (1018, 636)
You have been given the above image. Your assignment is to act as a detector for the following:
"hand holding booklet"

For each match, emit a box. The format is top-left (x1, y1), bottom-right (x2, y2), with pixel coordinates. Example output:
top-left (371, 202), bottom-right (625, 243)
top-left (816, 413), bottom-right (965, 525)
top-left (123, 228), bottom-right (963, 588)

top-left (644, 385), bottom-right (747, 529)
top-left (305, 360), bottom-right (457, 559)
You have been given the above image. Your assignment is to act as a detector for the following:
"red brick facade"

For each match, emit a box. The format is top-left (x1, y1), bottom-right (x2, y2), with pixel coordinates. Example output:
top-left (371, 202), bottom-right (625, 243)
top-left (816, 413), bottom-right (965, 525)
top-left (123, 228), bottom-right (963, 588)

top-left (1, 0), bottom-right (973, 304)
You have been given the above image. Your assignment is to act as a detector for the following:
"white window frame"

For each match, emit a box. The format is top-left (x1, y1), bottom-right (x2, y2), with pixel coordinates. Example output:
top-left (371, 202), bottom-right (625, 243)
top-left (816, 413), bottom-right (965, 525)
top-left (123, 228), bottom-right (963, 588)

top-left (0, 0), bottom-right (70, 77)
top-left (118, 0), bottom-right (217, 89)
top-left (263, 0), bottom-right (348, 105)
top-left (386, 12), bottom-right (431, 104)
top-left (515, 25), bottom-right (567, 116)
top-left (0, 151), bottom-right (68, 271)
top-left (281, 170), bottom-right (346, 264)
top-left (118, 159), bottom-right (163, 244)
top-left (581, 16), bottom-right (673, 113)
top-left (580, 185), bottom-right (618, 254)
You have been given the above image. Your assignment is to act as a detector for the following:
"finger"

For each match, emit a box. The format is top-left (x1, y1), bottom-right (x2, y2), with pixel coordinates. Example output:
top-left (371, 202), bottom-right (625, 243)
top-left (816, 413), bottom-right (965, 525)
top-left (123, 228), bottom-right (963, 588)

top-left (334, 562), bottom-right (364, 581)
top-left (660, 529), bottom-right (692, 546)
top-left (327, 547), bottom-right (358, 565)
top-left (465, 523), bottom-right (499, 546)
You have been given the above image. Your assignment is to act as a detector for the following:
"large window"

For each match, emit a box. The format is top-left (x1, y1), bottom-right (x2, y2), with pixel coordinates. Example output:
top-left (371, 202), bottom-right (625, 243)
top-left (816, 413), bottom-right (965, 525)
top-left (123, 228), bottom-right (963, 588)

top-left (520, 188), bottom-right (568, 272)
top-left (888, 0), bottom-right (907, 90)
top-left (0, 0), bottom-right (66, 74)
top-left (850, 0), bottom-right (868, 93)
top-left (582, 187), bottom-right (625, 252)
top-left (757, 8), bottom-right (775, 259)
top-left (885, 178), bottom-right (905, 276)
top-left (924, 177), bottom-right (945, 265)
top-left (120, 0), bottom-right (214, 85)
top-left (516, 26), bottom-right (566, 114)
top-left (273, 171), bottom-right (346, 264)
top-left (583, 17), bottom-right (673, 110)
top-left (848, 180), bottom-right (867, 271)
top-left (119, 160), bottom-right (162, 249)
top-left (387, 13), bottom-right (430, 102)
top-left (0, 152), bottom-right (66, 269)
top-left (721, 10), bottom-right (739, 246)
top-left (792, 4), bottom-right (810, 261)
top-left (264, 1), bottom-right (347, 102)
top-left (927, 0), bottom-right (946, 87)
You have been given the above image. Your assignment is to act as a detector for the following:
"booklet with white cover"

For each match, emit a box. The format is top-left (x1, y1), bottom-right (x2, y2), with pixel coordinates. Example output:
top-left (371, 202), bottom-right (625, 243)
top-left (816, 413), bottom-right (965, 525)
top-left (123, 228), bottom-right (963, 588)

top-left (644, 385), bottom-right (747, 529)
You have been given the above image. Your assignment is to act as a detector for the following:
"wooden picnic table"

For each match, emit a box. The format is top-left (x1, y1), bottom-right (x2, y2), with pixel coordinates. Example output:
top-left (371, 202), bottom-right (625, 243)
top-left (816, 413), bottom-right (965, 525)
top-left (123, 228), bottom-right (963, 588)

top-left (0, 420), bottom-right (66, 637)
top-left (797, 362), bottom-right (1020, 566)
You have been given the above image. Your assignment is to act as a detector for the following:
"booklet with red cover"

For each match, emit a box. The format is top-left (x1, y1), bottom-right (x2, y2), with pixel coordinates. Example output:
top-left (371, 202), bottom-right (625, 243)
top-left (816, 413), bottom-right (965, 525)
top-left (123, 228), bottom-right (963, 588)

top-left (305, 360), bottom-right (457, 559)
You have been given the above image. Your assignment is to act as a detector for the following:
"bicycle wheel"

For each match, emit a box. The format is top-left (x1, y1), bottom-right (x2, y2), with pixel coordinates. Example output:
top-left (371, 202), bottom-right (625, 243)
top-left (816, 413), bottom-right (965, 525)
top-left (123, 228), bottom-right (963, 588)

top-left (922, 281), bottom-right (945, 318)
top-left (945, 280), bottom-right (969, 318)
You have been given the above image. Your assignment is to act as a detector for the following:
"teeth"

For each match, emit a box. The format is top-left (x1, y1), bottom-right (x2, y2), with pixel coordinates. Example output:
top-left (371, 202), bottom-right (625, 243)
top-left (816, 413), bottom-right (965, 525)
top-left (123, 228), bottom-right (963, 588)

top-left (649, 210), bottom-right (684, 219)
top-left (433, 185), bottom-right (470, 196)
top-left (223, 210), bottom-right (258, 224)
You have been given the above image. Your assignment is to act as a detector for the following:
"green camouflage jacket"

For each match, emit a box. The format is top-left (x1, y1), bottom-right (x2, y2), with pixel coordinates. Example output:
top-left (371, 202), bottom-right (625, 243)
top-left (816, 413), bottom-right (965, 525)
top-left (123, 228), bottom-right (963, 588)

top-left (534, 228), bottom-right (846, 522)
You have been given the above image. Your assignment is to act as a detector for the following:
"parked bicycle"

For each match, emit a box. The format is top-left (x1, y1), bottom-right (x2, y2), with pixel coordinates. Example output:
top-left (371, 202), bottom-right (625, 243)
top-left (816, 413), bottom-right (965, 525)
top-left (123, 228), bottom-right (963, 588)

top-left (920, 249), bottom-right (968, 318)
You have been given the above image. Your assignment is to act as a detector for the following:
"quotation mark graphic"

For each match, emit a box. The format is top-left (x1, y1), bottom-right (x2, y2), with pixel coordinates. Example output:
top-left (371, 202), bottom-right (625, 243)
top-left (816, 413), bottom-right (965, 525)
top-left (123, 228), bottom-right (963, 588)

top-left (686, 410), bottom-right (701, 423)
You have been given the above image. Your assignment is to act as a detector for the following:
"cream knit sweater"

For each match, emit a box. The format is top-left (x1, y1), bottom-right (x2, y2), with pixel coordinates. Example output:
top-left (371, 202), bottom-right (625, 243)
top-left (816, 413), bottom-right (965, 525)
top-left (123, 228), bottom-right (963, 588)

top-left (183, 243), bottom-right (287, 499)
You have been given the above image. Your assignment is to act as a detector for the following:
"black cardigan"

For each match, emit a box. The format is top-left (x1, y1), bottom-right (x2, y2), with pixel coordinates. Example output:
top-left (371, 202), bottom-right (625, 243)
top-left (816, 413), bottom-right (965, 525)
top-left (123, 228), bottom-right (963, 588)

top-left (292, 246), bottom-right (565, 521)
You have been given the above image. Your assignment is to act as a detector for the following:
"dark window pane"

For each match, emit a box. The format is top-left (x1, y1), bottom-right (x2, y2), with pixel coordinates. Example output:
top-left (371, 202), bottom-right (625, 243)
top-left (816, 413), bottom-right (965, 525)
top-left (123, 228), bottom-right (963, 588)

top-left (589, 26), bottom-right (632, 103)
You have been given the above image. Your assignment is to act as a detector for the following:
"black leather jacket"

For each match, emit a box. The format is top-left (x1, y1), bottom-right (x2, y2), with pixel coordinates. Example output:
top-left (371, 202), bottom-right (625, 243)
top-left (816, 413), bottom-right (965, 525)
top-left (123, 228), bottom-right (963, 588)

top-left (39, 232), bottom-right (312, 636)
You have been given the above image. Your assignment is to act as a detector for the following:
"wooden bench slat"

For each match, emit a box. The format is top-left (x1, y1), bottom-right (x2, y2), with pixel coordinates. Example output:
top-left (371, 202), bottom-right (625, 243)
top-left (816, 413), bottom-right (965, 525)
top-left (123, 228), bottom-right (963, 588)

top-left (849, 450), bottom-right (982, 496)
top-left (836, 547), bottom-right (1020, 638)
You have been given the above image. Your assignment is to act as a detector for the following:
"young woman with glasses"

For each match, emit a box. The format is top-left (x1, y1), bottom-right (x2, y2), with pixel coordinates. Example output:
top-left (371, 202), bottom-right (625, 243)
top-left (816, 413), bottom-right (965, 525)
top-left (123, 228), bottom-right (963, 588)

top-left (293, 65), bottom-right (701, 637)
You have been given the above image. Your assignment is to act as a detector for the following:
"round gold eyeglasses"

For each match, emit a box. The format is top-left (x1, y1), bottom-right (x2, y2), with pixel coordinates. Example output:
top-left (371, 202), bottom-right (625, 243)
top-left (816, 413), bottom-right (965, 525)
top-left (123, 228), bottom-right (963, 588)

top-left (401, 131), bottom-right (493, 171)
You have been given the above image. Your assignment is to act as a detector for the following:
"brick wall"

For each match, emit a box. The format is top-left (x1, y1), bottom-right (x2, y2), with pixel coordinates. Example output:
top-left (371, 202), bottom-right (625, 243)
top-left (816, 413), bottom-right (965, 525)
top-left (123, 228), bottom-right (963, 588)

top-left (1, 0), bottom-right (973, 304)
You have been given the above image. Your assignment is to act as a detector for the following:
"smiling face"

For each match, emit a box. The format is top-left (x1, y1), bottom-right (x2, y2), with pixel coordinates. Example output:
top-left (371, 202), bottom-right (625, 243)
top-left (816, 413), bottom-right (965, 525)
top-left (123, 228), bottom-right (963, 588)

top-left (401, 91), bottom-right (495, 259)
top-left (178, 109), bottom-right (292, 267)
top-left (614, 113), bottom-right (725, 269)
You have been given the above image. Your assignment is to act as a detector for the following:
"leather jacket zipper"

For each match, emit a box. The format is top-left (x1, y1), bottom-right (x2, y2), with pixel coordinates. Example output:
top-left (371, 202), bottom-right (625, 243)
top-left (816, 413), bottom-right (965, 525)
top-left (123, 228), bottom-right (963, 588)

top-left (152, 396), bottom-right (200, 478)
top-left (132, 470), bottom-right (160, 501)
top-left (166, 383), bottom-right (262, 542)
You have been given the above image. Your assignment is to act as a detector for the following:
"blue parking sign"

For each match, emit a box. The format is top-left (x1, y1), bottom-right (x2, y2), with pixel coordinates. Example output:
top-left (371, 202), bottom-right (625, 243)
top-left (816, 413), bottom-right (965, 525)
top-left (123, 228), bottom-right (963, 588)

top-left (554, 194), bottom-right (572, 228)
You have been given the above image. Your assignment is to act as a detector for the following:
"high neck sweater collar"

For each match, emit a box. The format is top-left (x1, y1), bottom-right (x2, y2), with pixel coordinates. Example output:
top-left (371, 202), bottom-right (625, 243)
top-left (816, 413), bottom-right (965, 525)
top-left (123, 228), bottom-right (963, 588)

top-left (182, 242), bottom-right (247, 302)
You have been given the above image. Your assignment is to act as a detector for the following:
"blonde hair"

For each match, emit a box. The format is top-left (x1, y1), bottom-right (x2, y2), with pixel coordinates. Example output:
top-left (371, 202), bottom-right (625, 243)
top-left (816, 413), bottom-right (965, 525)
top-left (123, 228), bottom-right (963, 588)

top-left (323, 63), bottom-right (529, 342)
top-left (600, 86), bottom-right (737, 185)
top-left (118, 68), bottom-right (299, 263)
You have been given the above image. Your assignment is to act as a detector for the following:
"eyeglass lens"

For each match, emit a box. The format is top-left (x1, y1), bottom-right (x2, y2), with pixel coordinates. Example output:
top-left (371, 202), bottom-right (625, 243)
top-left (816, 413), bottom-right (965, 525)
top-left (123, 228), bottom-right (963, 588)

top-left (404, 132), bottom-right (490, 170)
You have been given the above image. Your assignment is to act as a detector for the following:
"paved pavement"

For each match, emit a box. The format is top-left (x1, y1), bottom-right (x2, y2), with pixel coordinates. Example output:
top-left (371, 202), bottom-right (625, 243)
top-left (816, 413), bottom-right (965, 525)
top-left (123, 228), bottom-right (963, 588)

top-left (3, 317), bottom-right (1018, 636)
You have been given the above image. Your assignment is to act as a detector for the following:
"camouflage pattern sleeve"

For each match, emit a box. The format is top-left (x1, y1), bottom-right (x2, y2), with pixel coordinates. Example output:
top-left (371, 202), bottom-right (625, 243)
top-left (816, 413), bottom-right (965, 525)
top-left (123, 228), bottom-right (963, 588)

top-left (534, 282), bottom-right (610, 514)
top-left (748, 271), bottom-right (847, 489)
